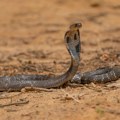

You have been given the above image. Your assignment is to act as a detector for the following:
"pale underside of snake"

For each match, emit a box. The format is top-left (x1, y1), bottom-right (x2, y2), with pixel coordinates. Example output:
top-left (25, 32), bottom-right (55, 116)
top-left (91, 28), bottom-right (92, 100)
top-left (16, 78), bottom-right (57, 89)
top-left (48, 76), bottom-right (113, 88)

top-left (0, 23), bottom-right (120, 91)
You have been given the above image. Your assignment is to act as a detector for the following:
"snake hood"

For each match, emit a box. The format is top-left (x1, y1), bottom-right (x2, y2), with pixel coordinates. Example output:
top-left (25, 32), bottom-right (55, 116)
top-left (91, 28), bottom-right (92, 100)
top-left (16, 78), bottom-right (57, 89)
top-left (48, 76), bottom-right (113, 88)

top-left (0, 23), bottom-right (82, 91)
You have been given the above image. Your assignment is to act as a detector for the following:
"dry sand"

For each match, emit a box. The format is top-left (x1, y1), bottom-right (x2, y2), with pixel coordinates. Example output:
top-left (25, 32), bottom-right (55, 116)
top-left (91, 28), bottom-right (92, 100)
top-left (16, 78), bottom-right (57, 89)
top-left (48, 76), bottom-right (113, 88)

top-left (0, 0), bottom-right (120, 120)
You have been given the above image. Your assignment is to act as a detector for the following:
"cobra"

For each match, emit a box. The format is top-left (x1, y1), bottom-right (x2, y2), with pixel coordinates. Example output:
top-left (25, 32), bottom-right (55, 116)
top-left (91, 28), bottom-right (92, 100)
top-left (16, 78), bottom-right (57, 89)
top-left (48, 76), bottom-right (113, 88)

top-left (0, 23), bottom-right (119, 91)
top-left (0, 23), bottom-right (82, 91)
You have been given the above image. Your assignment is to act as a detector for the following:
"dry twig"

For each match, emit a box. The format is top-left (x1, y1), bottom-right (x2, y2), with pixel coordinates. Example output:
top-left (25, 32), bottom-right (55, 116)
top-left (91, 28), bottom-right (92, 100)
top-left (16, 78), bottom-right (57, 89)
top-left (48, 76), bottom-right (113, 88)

top-left (0, 99), bottom-right (29, 108)
top-left (21, 87), bottom-right (54, 92)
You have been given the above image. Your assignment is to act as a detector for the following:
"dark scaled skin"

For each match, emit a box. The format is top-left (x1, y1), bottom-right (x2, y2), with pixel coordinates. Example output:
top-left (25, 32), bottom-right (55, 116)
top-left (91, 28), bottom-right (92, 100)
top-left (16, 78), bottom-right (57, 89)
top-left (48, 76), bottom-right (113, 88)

top-left (0, 23), bottom-right (119, 91)
top-left (0, 23), bottom-right (82, 91)
top-left (72, 66), bottom-right (120, 84)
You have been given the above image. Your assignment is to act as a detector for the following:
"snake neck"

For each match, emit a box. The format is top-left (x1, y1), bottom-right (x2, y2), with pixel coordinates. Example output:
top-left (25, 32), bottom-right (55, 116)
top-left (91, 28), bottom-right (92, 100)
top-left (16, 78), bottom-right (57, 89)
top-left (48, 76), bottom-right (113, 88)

top-left (48, 55), bottom-right (80, 88)
top-left (0, 23), bottom-right (81, 91)
top-left (66, 56), bottom-right (80, 77)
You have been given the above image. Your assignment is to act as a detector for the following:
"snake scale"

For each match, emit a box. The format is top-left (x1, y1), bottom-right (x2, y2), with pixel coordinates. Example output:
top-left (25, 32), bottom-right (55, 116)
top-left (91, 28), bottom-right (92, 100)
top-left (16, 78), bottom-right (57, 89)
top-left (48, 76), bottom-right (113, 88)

top-left (0, 23), bottom-right (120, 91)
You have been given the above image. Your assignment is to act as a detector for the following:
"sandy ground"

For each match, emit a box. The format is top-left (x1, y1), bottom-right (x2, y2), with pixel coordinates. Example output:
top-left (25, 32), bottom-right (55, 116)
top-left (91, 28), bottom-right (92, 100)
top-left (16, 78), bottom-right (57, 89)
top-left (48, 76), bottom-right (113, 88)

top-left (0, 0), bottom-right (120, 120)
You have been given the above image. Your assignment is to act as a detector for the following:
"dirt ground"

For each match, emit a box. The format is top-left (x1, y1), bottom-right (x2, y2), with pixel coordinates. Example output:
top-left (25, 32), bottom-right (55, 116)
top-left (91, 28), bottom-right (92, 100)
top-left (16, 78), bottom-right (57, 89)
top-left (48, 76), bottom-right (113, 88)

top-left (0, 0), bottom-right (120, 120)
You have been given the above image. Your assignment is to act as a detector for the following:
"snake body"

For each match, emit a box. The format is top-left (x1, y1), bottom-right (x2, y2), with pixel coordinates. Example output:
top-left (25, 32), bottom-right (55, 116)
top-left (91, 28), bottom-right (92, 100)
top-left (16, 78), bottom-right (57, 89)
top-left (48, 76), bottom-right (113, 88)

top-left (72, 66), bottom-right (120, 84)
top-left (0, 23), bottom-right (81, 91)
top-left (0, 23), bottom-right (119, 91)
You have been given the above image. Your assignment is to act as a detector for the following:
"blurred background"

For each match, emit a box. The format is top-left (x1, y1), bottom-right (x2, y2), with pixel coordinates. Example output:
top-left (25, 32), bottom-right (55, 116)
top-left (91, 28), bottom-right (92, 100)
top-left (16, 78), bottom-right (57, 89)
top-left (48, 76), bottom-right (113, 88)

top-left (0, 0), bottom-right (120, 120)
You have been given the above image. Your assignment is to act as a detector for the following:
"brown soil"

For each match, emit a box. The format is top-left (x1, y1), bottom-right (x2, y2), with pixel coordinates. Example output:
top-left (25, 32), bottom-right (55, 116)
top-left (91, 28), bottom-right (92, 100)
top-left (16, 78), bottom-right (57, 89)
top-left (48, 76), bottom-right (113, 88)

top-left (0, 0), bottom-right (120, 120)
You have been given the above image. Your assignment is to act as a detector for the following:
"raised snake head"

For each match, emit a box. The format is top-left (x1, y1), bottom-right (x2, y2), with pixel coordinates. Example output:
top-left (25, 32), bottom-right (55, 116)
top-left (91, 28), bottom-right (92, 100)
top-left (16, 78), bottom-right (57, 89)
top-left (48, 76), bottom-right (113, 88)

top-left (64, 23), bottom-right (82, 60)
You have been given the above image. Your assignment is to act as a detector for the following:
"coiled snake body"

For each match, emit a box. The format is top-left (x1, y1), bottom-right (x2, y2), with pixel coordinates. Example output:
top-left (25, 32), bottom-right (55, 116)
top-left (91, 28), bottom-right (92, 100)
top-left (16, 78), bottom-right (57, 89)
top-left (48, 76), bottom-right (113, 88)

top-left (0, 23), bottom-right (120, 91)
top-left (72, 66), bottom-right (120, 84)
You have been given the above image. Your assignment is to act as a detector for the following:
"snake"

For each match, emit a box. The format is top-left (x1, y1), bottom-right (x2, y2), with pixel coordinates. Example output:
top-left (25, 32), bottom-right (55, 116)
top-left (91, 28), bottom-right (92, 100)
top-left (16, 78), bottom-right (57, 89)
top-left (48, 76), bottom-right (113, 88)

top-left (71, 66), bottom-right (120, 84)
top-left (0, 23), bottom-right (81, 91)
top-left (0, 23), bottom-right (119, 91)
